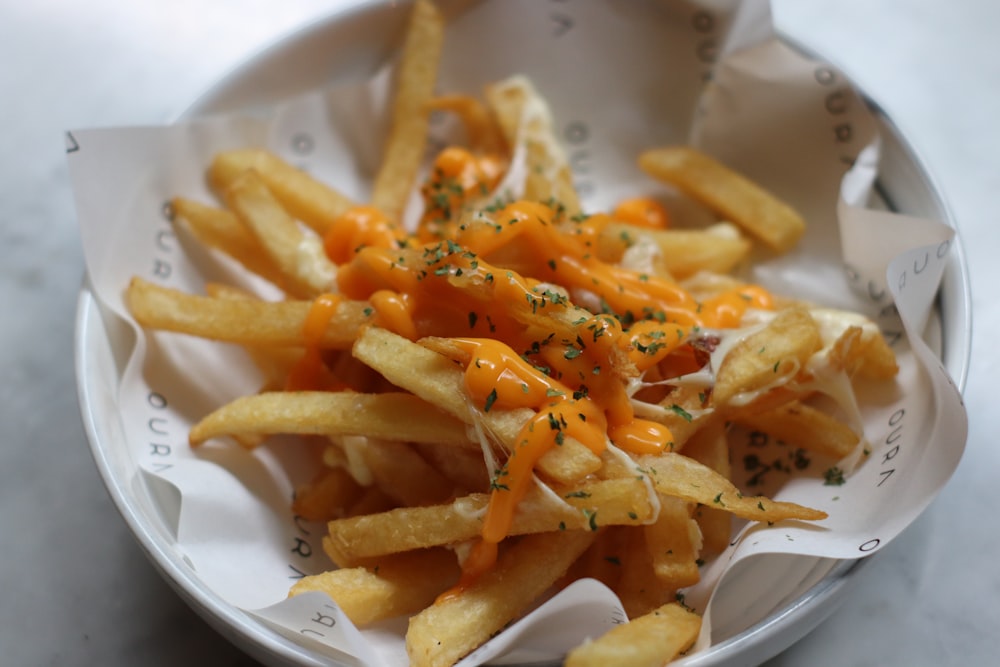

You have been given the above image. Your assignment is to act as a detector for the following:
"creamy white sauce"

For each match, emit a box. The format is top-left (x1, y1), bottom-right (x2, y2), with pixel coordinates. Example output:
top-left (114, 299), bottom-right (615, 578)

top-left (466, 415), bottom-right (501, 484)
top-left (534, 474), bottom-right (576, 515)
top-left (604, 441), bottom-right (662, 526)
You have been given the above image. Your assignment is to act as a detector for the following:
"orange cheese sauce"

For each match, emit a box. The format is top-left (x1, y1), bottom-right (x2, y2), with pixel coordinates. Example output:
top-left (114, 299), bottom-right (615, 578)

top-left (285, 293), bottom-right (342, 391)
top-left (417, 146), bottom-right (505, 241)
top-left (612, 196), bottom-right (671, 229)
top-left (309, 144), bottom-right (778, 593)
top-left (699, 285), bottom-right (774, 329)
top-left (323, 205), bottom-right (405, 264)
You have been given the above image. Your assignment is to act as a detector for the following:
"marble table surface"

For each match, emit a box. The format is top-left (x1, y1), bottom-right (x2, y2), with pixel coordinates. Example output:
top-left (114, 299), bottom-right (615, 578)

top-left (2, 0), bottom-right (997, 665)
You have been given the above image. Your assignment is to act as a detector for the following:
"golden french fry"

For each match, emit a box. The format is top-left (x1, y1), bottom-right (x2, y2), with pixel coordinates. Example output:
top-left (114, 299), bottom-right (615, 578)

top-left (344, 485), bottom-right (398, 518)
top-left (565, 602), bottom-right (701, 667)
top-left (637, 452), bottom-right (827, 522)
top-left (172, 197), bottom-right (292, 290)
top-left (681, 421), bottom-right (732, 554)
top-left (413, 440), bottom-right (491, 494)
top-left (713, 307), bottom-right (822, 408)
top-left (734, 399), bottom-right (860, 460)
top-left (188, 390), bottom-right (474, 448)
top-left (406, 529), bottom-right (596, 667)
top-left (600, 222), bottom-right (752, 279)
top-left (208, 149), bottom-right (355, 236)
top-left (360, 439), bottom-right (458, 506)
top-left (642, 496), bottom-right (701, 593)
top-left (534, 441), bottom-right (606, 486)
top-left (204, 282), bottom-right (305, 382)
top-left (564, 526), bottom-right (629, 593)
top-left (657, 385), bottom-right (714, 450)
top-left (640, 146), bottom-right (806, 252)
top-left (126, 277), bottom-right (371, 348)
top-left (224, 170), bottom-right (336, 297)
top-left (323, 492), bottom-right (546, 566)
top-left (680, 419), bottom-right (730, 476)
top-left (616, 526), bottom-right (671, 619)
top-left (324, 477), bottom-right (654, 566)
top-left (826, 322), bottom-right (899, 380)
top-left (854, 331), bottom-right (899, 380)
top-left (202, 281), bottom-right (259, 301)
top-left (289, 548), bottom-right (459, 626)
top-left (370, 0), bottom-right (445, 221)
top-left (485, 75), bottom-right (580, 214)
top-left (292, 467), bottom-right (365, 522)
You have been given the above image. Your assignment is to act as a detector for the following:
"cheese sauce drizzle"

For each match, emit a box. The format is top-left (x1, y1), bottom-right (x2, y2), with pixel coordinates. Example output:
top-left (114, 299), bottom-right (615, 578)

top-left (315, 146), bottom-right (791, 593)
top-left (285, 293), bottom-right (342, 391)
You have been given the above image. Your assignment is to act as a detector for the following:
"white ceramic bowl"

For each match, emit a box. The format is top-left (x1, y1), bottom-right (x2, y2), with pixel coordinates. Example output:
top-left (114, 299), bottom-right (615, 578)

top-left (75, 2), bottom-right (972, 665)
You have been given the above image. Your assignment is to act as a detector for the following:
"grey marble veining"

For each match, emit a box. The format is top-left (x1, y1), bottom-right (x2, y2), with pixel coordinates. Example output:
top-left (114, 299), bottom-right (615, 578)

top-left (2, 1), bottom-right (997, 665)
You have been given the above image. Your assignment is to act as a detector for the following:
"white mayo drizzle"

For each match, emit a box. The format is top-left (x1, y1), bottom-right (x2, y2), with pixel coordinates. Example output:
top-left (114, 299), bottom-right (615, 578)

top-left (534, 473), bottom-right (577, 515)
top-left (466, 414), bottom-right (500, 489)
top-left (604, 441), bottom-right (663, 526)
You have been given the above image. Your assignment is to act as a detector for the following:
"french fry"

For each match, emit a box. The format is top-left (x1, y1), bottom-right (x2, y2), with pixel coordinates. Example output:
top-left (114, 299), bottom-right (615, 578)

top-left (188, 390), bottom-right (474, 448)
top-left (360, 439), bottom-right (458, 506)
top-left (324, 491), bottom-right (559, 566)
top-left (713, 307), bottom-right (822, 408)
top-left (637, 452), bottom-right (827, 522)
top-left (224, 170), bottom-right (336, 297)
top-left (353, 326), bottom-right (474, 410)
top-left (642, 496), bottom-right (702, 592)
top-left (826, 322), bottom-right (899, 380)
top-left (289, 548), bottom-right (459, 626)
top-left (344, 484), bottom-right (398, 518)
top-left (370, 0), bottom-right (445, 221)
top-left (565, 526), bottom-right (629, 592)
top-left (172, 197), bottom-right (291, 290)
top-left (485, 75), bottom-right (580, 214)
top-left (599, 221), bottom-right (752, 279)
top-left (640, 146), bottom-right (806, 252)
top-left (657, 385), bottom-right (715, 450)
top-left (565, 602), bottom-right (701, 667)
top-left (413, 440), bottom-right (491, 494)
top-left (616, 526), bottom-right (671, 619)
top-left (406, 529), bottom-right (596, 667)
top-left (292, 467), bottom-right (365, 522)
top-left (681, 421), bottom-right (732, 554)
top-left (208, 149), bottom-right (355, 236)
top-left (126, 277), bottom-right (371, 348)
top-left (324, 477), bottom-right (654, 566)
top-left (733, 399), bottom-right (860, 460)
top-left (202, 282), bottom-right (306, 384)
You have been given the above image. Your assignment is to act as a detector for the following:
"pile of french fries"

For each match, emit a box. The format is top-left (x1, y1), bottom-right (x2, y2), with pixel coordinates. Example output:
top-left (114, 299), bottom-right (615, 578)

top-left (125, 2), bottom-right (900, 666)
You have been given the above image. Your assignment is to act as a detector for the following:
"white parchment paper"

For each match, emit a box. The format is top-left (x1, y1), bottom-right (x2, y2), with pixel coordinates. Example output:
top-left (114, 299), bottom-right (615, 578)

top-left (69, 0), bottom-right (968, 664)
